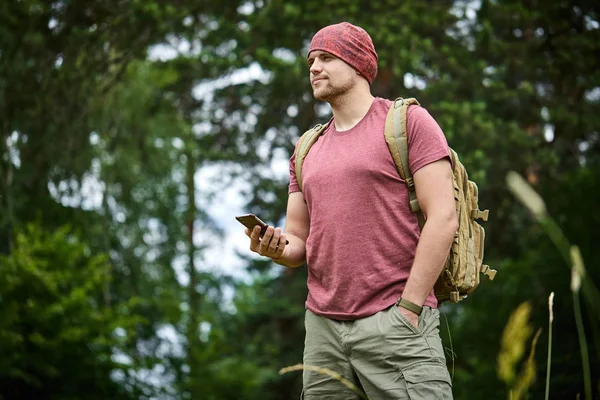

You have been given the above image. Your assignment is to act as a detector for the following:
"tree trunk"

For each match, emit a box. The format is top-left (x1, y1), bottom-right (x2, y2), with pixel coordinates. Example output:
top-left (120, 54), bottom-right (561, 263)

top-left (101, 189), bottom-right (112, 308)
top-left (0, 131), bottom-right (14, 254)
top-left (185, 148), bottom-right (199, 389)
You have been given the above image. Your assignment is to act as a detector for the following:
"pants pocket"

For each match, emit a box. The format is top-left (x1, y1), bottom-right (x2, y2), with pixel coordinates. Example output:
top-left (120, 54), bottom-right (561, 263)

top-left (390, 304), bottom-right (427, 335)
top-left (403, 361), bottom-right (453, 400)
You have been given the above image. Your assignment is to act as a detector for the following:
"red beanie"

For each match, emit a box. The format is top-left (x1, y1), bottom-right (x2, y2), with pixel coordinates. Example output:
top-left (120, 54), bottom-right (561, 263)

top-left (308, 22), bottom-right (378, 85)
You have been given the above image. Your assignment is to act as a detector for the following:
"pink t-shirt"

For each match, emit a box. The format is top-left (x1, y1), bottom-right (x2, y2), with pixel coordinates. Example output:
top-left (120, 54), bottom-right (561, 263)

top-left (288, 97), bottom-right (450, 320)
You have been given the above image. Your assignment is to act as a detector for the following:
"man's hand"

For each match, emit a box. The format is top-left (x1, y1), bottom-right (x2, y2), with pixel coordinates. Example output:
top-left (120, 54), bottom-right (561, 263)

top-left (397, 305), bottom-right (419, 329)
top-left (246, 225), bottom-right (288, 260)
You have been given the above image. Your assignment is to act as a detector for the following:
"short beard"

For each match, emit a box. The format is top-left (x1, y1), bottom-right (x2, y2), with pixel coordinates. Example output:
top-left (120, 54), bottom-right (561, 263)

top-left (313, 77), bottom-right (354, 104)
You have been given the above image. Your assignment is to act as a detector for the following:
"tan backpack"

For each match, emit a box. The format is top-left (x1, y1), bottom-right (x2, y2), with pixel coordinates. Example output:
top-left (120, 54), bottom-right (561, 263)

top-left (294, 97), bottom-right (497, 303)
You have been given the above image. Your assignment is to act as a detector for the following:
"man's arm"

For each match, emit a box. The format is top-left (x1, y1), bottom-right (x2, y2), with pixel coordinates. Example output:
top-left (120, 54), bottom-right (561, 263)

top-left (246, 192), bottom-right (310, 267)
top-left (399, 158), bottom-right (458, 326)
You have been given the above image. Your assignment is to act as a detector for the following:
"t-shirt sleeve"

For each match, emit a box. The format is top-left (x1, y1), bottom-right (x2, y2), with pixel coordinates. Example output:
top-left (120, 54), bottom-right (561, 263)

top-left (288, 141), bottom-right (301, 194)
top-left (406, 105), bottom-right (451, 174)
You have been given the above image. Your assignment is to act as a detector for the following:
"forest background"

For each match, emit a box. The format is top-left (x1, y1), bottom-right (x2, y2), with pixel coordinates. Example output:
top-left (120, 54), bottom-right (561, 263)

top-left (1, 0), bottom-right (599, 399)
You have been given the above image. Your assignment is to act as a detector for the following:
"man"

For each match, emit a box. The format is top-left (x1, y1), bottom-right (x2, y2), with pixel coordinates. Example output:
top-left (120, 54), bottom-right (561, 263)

top-left (245, 22), bottom-right (457, 399)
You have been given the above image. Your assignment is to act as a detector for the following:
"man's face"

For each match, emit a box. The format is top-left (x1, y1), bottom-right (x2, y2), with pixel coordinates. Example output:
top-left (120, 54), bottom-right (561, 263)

top-left (307, 51), bottom-right (357, 102)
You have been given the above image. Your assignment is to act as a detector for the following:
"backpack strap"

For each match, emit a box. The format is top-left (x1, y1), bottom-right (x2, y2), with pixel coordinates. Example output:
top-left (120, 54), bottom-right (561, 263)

top-left (384, 97), bottom-right (425, 228)
top-left (295, 119), bottom-right (332, 191)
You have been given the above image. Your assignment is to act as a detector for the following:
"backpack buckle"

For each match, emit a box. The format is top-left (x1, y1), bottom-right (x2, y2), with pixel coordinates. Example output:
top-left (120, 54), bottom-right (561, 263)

top-left (481, 265), bottom-right (497, 280)
top-left (471, 209), bottom-right (489, 222)
top-left (394, 97), bottom-right (404, 109)
top-left (449, 291), bottom-right (461, 303)
top-left (409, 199), bottom-right (421, 213)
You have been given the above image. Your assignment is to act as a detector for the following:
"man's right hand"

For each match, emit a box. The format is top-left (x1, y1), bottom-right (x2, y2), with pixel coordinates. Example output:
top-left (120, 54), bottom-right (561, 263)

top-left (248, 192), bottom-right (308, 268)
top-left (246, 225), bottom-right (287, 260)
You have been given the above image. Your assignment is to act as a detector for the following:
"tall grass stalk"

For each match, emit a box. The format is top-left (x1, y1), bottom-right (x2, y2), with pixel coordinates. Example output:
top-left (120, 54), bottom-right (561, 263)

top-left (541, 218), bottom-right (600, 317)
top-left (506, 172), bottom-right (600, 318)
top-left (512, 328), bottom-right (543, 399)
top-left (545, 292), bottom-right (554, 400)
top-left (506, 172), bottom-right (597, 399)
top-left (498, 302), bottom-right (533, 387)
top-left (442, 312), bottom-right (456, 379)
top-left (573, 292), bottom-right (591, 400)
top-left (279, 364), bottom-right (368, 400)
top-left (571, 246), bottom-right (592, 400)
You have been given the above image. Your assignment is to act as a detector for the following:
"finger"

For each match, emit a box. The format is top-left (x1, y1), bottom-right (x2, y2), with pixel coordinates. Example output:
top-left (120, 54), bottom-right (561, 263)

top-left (269, 227), bottom-right (282, 252)
top-left (249, 225), bottom-right (262, 251)
top-left (260, 226), bottom-right (274, 251)
top-left (279, 233), bottom-right (287, 248)
top-left (274, 233), bottom-right (287, 257)
top-left (256, 226), bottom-right (272, 256)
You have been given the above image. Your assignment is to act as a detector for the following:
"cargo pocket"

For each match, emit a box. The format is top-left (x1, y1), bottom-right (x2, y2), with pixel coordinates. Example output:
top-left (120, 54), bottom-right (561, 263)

top-left (403, 361), bottom-right (453, 400)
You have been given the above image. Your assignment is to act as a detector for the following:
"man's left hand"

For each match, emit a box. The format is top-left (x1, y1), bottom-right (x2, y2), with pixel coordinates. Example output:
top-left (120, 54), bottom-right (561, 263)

top-left (397, 305), bottom-right (419, 329)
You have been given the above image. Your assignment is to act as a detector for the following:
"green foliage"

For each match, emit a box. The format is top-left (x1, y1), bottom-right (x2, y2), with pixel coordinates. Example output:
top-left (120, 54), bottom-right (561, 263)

top-left (0, 224), bottom-right (143, 399)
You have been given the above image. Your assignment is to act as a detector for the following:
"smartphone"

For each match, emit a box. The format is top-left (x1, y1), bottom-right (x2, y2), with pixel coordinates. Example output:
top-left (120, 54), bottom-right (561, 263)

top-left (235, 214), bottom-right (289, 244)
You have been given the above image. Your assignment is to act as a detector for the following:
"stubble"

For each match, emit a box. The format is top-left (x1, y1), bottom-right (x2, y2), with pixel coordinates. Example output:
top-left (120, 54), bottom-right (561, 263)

top-left (313, 76), bottom-right (355, 104)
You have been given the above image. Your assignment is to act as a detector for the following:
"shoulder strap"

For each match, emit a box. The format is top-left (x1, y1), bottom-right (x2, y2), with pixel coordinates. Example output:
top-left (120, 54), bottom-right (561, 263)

top-left (295, 119), bottom-right (332, 191)
top-left (384, 97), bottom-right (425, 228)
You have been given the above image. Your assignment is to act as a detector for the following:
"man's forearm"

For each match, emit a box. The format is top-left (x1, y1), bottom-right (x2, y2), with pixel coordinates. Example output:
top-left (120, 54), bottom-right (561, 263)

top-left (401, 214), bottom-right (457, 306)
top-left (272, 234), bottom-right (306, 268)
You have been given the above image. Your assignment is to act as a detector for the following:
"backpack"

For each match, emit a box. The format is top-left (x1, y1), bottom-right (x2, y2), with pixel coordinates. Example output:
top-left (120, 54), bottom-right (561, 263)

top-left (294, 97), bottom-right (497, 303)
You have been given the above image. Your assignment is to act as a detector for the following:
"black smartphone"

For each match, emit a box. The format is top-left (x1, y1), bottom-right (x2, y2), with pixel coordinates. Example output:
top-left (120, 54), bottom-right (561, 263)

top-left (235, 214), bottom-right (289, 244)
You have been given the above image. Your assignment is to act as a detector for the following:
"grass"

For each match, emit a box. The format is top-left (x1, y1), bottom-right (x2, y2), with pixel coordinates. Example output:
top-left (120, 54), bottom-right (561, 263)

top-left (545, 292), bottom-right (554, 400)
top-left (507, 171), bottom-right (596, 399)
top-left (279, 364), bottom-right (368, 399)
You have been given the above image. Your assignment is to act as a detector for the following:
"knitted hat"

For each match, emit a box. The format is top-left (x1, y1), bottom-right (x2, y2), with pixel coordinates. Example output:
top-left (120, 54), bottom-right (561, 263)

top-left (308, 22), bottom-right (378, 84)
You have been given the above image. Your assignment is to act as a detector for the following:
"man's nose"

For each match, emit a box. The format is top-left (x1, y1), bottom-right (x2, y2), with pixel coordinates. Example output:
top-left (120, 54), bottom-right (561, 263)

top-left (310, 60), bottom-right (322, 74)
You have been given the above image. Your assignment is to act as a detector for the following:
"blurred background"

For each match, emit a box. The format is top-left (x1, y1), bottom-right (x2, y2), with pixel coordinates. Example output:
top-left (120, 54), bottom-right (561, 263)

top-left (1, 0), bottom-right (599, 399)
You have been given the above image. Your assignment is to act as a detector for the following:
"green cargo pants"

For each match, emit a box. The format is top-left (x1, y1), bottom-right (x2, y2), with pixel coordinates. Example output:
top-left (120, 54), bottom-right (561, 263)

top-left (301, 305), bottom-right (453, 399)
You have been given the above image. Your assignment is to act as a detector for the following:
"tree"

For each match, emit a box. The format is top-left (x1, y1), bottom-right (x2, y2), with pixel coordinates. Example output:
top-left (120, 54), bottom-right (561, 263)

top-left (0, 224), bottom-right (143, 399)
